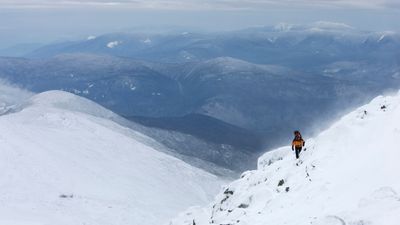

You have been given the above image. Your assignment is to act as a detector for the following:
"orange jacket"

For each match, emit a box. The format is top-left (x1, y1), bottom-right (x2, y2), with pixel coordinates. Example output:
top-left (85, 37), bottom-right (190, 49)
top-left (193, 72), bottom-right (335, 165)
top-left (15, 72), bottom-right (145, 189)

top-left (292, 136), bottom-right (305, 148)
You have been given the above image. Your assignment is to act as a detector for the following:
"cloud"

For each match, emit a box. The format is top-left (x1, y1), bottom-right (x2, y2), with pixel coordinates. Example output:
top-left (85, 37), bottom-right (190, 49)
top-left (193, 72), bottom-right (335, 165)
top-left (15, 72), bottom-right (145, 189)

top-left (0, 0), bottom-right (399, 10)
top-left (0, 80), bottom-right (33, 114)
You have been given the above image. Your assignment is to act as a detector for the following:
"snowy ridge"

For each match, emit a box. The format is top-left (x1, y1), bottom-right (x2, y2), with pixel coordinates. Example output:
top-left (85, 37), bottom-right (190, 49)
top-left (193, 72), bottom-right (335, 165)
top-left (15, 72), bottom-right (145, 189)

top-left (0, 90), bottom-right (224, 225)
top-left (21, 90), bottom-right (160, 147)
top-left (170, 91), bottom-right (400, 225)
top-left (310, 21), bottom-right (354, 30)
top-left (23, 91), bottom-right (238, 177)
top-left (26, 90), bottom-right (117, 118)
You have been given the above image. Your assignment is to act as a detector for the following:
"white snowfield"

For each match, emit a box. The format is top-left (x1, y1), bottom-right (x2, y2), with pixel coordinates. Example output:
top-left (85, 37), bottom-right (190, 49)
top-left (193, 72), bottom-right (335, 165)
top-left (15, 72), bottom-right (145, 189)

top-left (170, 91), bottom-right (400, 225)
top-left (0, 90), bottom-right (224, 225)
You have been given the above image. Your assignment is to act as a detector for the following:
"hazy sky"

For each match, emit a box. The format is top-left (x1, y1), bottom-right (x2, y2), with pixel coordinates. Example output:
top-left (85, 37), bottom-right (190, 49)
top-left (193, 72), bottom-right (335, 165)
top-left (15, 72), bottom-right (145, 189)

top-left (0, 0), bottom-right (399, 48)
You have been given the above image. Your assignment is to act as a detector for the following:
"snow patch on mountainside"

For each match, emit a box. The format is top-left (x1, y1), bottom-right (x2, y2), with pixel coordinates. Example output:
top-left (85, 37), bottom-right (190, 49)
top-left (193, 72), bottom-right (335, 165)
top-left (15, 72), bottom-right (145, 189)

top-left (170, 91), bottom-right (400, 225)
top-left (87, 36), bottom-right (97, 40)
top-left (274, 23), bottom-right (293, 32)
top-left (0, 90), bottom-right (224, 225)
top-left (107, 41), bottom-right (121, 48)
top-left (376, 31), bottom-right (397, 43)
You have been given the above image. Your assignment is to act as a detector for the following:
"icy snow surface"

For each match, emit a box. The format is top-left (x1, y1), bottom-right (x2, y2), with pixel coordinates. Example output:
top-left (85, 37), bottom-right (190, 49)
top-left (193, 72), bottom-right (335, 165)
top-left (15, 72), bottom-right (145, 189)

top-left (0, 90), bottom-right (224, 225)
top-left (170, 91), bottom-right (400, 225)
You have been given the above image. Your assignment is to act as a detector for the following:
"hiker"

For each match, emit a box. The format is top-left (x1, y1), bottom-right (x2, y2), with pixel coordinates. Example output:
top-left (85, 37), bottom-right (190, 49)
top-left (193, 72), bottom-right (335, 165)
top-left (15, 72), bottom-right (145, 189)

top-left (292, 130), bottom-right (305, 159)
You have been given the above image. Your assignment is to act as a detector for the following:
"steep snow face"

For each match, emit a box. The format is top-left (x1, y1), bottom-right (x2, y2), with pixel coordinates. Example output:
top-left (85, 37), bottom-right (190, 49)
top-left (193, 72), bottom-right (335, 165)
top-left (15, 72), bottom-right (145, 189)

top-left (0, 90), bottom-right (224, 225)
top-left (170, 91), bottom-right (400, 225)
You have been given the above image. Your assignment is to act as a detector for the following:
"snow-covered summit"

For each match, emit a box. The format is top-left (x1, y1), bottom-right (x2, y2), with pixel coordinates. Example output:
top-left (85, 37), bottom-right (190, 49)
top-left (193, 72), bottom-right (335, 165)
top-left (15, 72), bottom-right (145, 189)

top-left (0, 90), bottom-right (224, 225)
top-left (310, 21), bottom-right (354, 31)
top-left (170, 91), bottom-right (400, 225)
top-left (26, 90), bottom-right (117, 119)
top-left (272, 21), bottom-right (354, 33)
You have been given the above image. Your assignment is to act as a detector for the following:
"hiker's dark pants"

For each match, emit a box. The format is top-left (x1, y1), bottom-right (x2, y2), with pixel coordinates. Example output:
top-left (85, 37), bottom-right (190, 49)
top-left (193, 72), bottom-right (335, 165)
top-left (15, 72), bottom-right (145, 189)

top-left (295, 147), bottom-right (302, 159)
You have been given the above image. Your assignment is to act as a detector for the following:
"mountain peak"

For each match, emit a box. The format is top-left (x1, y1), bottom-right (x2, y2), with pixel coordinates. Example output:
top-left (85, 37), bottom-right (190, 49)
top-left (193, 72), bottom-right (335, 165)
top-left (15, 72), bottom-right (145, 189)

top-left (27, 90), bottom-right (115, 119)
top-left (311, 21), bottom-right (354, 30)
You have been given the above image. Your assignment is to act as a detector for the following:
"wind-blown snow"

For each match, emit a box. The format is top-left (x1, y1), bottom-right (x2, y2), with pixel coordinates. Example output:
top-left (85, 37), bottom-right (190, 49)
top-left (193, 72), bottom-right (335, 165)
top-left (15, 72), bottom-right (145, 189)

top-left (170, 91), bottom-right (400, 225)
top-left (0, 81), bottom-right (32, 115)
top-left (0, 90), bottom-right (224, 225)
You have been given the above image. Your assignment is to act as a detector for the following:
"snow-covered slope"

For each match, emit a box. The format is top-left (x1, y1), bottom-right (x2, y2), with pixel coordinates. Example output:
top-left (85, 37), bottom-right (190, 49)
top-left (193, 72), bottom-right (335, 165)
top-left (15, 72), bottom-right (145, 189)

top-left (170, 91), bottom-right (400, 225)
top-left (0, 90), bottom-right (224, 225)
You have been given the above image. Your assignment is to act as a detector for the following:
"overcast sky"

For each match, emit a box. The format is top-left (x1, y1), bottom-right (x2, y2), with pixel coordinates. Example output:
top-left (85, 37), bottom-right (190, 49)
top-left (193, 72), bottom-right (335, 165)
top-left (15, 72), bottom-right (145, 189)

top-left (0, 0), bottom-right (399, 48)
top-left (0, 0), bottom-right (399, 9)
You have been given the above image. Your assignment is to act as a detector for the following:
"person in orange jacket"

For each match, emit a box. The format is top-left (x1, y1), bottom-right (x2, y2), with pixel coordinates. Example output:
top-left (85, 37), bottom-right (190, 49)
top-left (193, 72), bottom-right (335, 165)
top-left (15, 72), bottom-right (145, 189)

top-left (292, 130), bottom-right (305, 159)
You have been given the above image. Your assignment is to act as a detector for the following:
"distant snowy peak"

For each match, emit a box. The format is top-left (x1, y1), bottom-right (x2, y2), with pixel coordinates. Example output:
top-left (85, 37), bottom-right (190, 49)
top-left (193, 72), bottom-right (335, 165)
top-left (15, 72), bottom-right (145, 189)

top-left (376, 31), bottom-right (398, 43)
top-left (142, 38), bottom-right (152, 44)
top-left (205, 57), bottom-right (252, 67)
top-left (87, 35), bottom-right (97, 40)
top-left (274, 23), bottom-right (294, 32)
top-left (107, 41), bottom-right (121, 48)
top-left (272, 21), bottom-right (353, 32)
top-left (311, 21), bottom-right (354, 30)
top-left (170, 90), bottom-right (400, 225)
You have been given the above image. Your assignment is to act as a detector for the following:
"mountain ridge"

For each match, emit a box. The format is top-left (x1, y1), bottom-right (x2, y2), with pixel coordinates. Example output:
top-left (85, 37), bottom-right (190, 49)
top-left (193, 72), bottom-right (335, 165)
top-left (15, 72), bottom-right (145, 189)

top-left (0, 89), bottom-right (227, 225)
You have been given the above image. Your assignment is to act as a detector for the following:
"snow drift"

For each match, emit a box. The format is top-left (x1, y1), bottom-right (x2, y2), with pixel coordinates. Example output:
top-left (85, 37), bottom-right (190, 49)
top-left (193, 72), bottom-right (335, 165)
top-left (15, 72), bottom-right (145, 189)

top-left (0, 90), bottom-right (224, 225)
top-left (170, 91), bottom-right (400, 225)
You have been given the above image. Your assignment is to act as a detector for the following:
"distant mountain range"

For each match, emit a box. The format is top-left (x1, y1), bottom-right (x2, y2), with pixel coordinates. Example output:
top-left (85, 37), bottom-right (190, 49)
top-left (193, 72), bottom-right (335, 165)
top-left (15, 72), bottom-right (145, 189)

top-left (23, 22), bottom-right (400, 66)
top-left (0, 23), bottom-right (399, 172)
